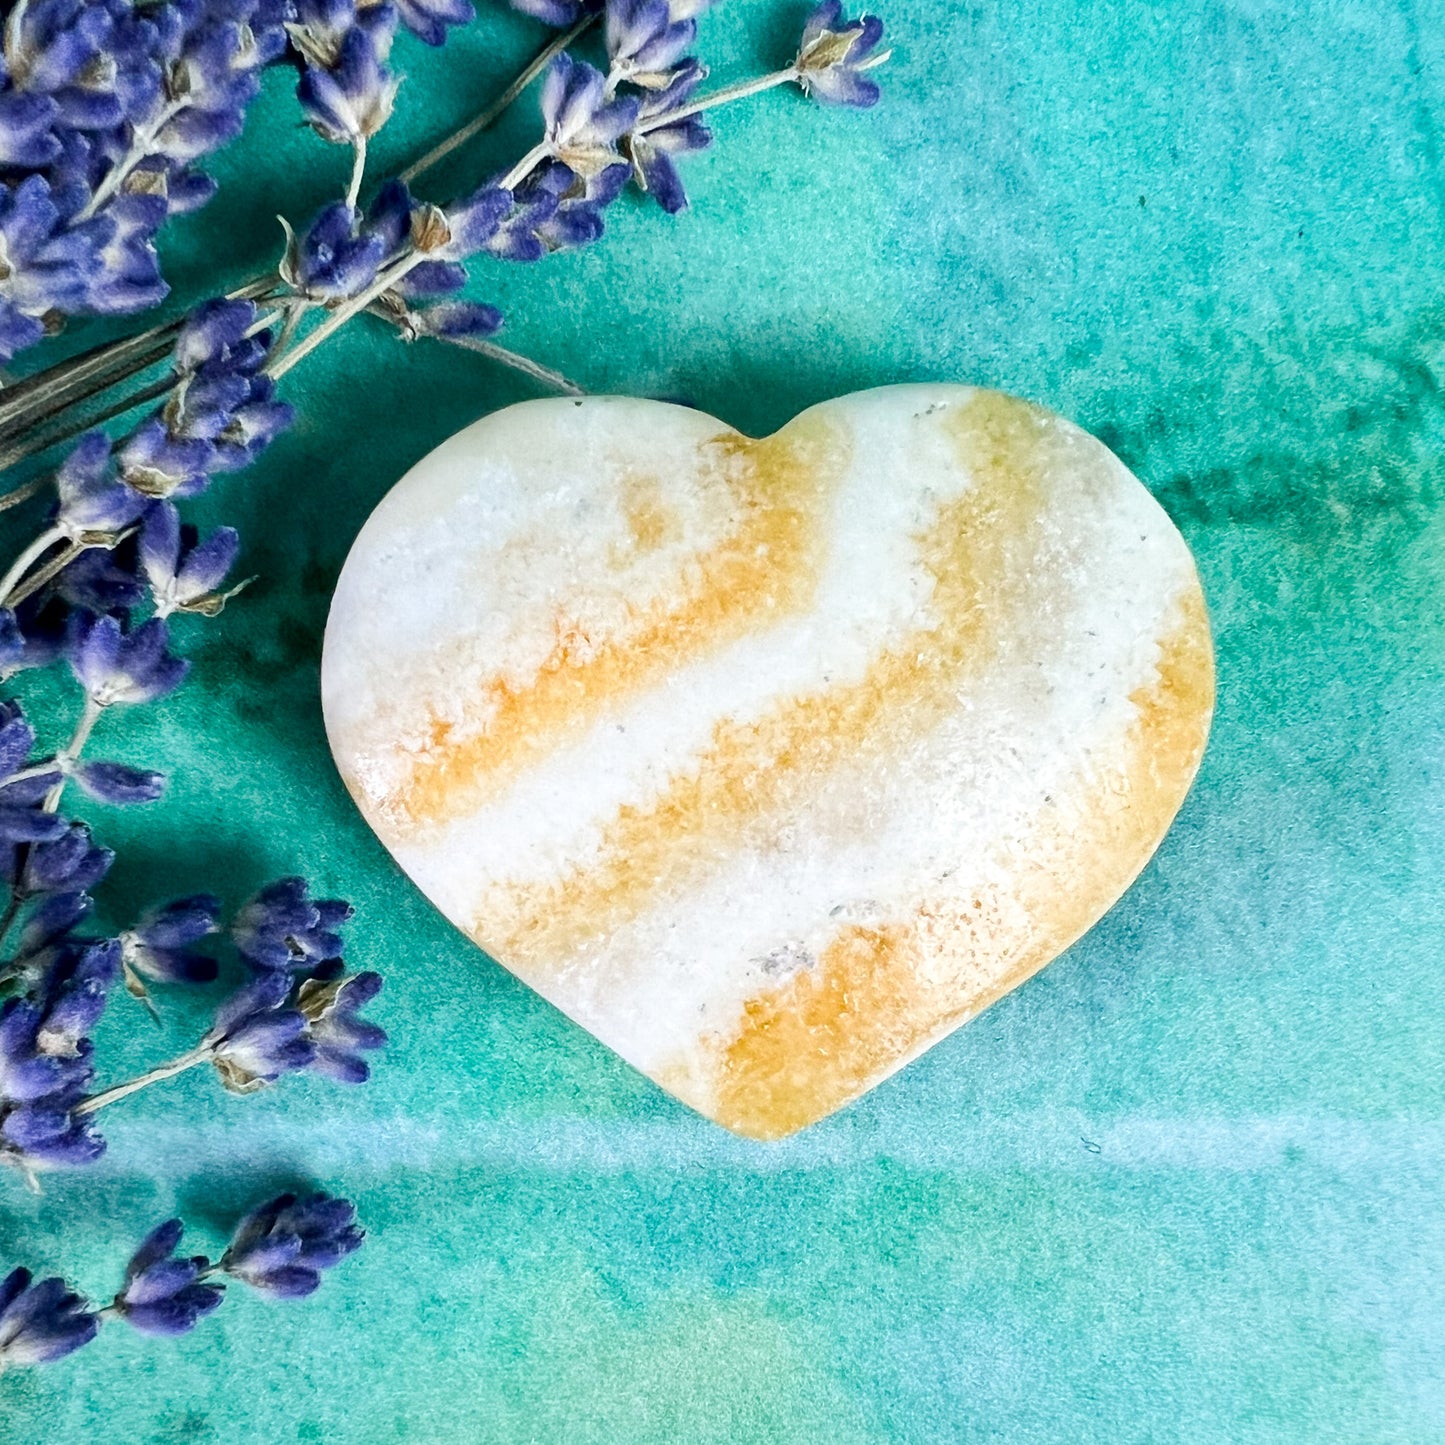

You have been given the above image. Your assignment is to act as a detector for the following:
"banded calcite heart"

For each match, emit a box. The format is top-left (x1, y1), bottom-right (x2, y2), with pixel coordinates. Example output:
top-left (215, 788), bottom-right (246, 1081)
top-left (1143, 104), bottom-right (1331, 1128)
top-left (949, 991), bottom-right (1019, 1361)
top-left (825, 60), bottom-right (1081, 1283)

top-left (322, 386), bottom-right (1213, 1139)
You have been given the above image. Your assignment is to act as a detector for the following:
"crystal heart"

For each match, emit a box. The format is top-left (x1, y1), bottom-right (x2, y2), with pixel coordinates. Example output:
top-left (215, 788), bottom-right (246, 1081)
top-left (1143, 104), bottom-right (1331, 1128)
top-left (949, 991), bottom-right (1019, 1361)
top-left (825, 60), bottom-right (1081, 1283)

top-left (322, 385), bottom-right (1213, 1138)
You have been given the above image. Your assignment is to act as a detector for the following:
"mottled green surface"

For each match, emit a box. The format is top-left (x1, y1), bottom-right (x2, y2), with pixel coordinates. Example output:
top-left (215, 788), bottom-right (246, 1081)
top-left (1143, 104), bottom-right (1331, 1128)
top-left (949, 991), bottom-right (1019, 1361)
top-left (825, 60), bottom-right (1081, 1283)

top-left (3, 0), bottom-right (1444, 1439)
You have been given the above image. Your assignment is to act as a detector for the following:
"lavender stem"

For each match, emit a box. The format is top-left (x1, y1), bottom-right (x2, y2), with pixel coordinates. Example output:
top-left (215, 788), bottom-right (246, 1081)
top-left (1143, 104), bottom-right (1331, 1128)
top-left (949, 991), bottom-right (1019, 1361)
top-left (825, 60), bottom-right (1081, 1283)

top-left (0, 526), bottom-right (65, 605)
top-left (43, 696), bottom-right (101, 813)
top-left (398, 13), bottom-right (596, 185)
top-left (345, 137), bottom-right (367, 212)
top-left (638, 69), bottom-right (800, 132)
top-left (75, 1042), bottom-right (213, 1115)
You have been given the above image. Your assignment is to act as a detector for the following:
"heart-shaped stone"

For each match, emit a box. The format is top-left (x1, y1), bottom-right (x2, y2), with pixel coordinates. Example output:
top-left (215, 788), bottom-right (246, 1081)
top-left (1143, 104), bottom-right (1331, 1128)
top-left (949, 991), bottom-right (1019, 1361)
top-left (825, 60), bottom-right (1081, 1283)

top-left (322, 385), bottom-right (1213, 1139)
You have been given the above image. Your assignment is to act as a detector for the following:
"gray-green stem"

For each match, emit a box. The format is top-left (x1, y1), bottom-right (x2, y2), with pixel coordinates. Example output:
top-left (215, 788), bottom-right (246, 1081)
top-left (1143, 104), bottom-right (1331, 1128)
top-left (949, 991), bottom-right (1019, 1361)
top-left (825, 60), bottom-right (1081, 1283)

top-left (637, 68), bottom-right (800, 132)
top-left (0, 373), bottom-right (177, 476)
top-left (75, 1042), bottom-right (213, 1115)
top-left (345, 137), bottom-right (368, 212)
top-left (500, 141), bottom-right (553, 192)
top-left (427, 332), bottom-right (586, 396)
top-left (399, 13), bottom-right (595, 184)
top-left (2, 522), bottom-right (133, 611)
top-left (43, 695), bottom-right (102, 812)
top-left (0, 525), bottom-right (64, 604)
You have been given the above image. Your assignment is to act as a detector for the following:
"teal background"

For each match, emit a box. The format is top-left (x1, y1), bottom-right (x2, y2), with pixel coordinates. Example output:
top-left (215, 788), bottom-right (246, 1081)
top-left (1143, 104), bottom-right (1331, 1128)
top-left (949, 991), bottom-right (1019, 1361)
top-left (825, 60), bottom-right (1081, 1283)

top-left (3, 0), bottom-right (1444, 1439)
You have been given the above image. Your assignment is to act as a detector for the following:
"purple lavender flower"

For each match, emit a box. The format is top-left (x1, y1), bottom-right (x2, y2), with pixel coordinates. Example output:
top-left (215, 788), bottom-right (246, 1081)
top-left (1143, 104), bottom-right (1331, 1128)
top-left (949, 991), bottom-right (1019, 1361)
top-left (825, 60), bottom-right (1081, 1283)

top-left (53, 432), bottom-right (147, 539)
top-left (507, 0), bottom-right (599, 26)
top-left (0, 298), bottom-right (45, 367)
top-left (0, 89), bottom-right (61, 168)
top-left (0, 698), bottom-right (38, 782)
top-left (0, 176), bottom-right (95, 314)
top-left (115, 418), bottom-right (217, 499)
top-left (0, 944), bottom-right (115, 1170)
top-left (795, 1), bottom-right (889, 109)
top-left (605, 0), bottom-right (696, 90)
top-left (0, 596), bottom-right (67, 679)
top-left (0, 1269), bottom-right (97, 1367)
top-left (10, 1), bottom-right (125, 133)
top-left (203, 971), bottom-right (315, 1092)
top-left (87, 191), bottom-right (168, 316)
top-left (627, 60), bottom-right (710, 213)
top-left (283, 202), bottom-right (386, 300)
top-left (172, 297), bottom-right (253, 372)
top-left (0, 610), bottom-right (23, 676)
top-left (0, 0), bottom-right (284, 364)
top-left (297, 964), bottom-right (386, 1083)
top-left (293, 4), bottom-right (399, 144)
top-left (0, 742), bottom-right (67, 841)
top-left (220, 1192), bottom-right (364, 1298)
top-left (2, 0), bottom-right (117, 112)
top-left (150, 308), bottom-right (275, 457)
top-left (109, 1), bottom-right (271, 188)
top-left (0, 176), bottom-right (107, 360)
top-left (31, 941), bottom-right (119, 1054)
top-left (540, 53), bottom-right (639, 175)
top-left (0, 1091), bottom-right (103, 1168)
top-left (394, 0), bottom-right (475, 47)
top-left (435, 187), bottom-right (513, 260)
top-left (140, 501), bottom-right (243, 618)
top-left (0, 997), bottom-right (92, 1108)
top-left (479, 179), bottom-right (557, 262)
top-left (392, 257), bottom-right (466, 297)
top-left (363, 184), bottom-right (472, 302)
top-left (528, 159), bottom-right (628, 251)
top-left (11, 891), bottom-right (92, 967)
top-left (66, 614), bottom-right (189, 707)
top-left (215, 376), bottom-right (291, 469)
top-left (69, 758), bottom-right (166, 806)
top-left (232, 877), bottom-right (353, 973)
top-left (149, 11), bottom-right (271, 163)
top-left (121, 895), bottom-right (221, 987)
top-left (54, 544), bottom-right (147, 613)
top-left (363, 177), bottom-right (412, 259)
top-left (112, 1220), bottom-right (224, 1337)
top-left (11, 821), bottom-right (113, 898)
top-left (400, 300), bottom-right (503, 342)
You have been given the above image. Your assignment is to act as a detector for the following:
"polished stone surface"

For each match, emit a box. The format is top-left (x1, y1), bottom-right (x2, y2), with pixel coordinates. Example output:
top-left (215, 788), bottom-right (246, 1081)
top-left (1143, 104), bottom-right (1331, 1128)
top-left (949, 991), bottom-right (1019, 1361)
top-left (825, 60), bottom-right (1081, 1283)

top-left (323, 386), bottom-right (1213, 1138)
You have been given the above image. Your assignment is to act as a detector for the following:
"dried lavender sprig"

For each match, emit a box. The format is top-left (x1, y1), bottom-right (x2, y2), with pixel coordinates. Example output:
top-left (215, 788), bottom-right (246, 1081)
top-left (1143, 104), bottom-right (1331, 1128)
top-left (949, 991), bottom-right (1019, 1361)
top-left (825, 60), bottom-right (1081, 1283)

top-left (636, 8), bottom-right (892, 132)
top-left (63, 877), bottom-right (376, 1115)
top-left (0, 306), bottom-right (285, 479)
top-left (0, 278), bottom-right (282, 447)
top-left (0, 2), bottom-right (736, 468)
top-left (267, 2), bottom-right (891, 375)
top-left (0, 302), bottom-right (293, 608)
top-left (0, 26), bottom-right (574, 455)
top-left (76, 963), bottom-right (385, 1113)
top-left (0, 860), bottom-right (375, 1181)
top-left (0, 1), bottom-right (645, 452)
top-left (0, 1192), bottom-right (363, 1368)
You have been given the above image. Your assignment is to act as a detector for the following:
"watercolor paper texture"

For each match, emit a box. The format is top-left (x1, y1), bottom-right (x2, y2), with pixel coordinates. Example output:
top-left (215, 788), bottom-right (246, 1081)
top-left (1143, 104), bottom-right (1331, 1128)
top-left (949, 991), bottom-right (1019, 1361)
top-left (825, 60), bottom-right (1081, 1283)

top-left (6, 2), bottom-right (1443, 1439)
top-left (322, 387), bottom-right (1214, 1137)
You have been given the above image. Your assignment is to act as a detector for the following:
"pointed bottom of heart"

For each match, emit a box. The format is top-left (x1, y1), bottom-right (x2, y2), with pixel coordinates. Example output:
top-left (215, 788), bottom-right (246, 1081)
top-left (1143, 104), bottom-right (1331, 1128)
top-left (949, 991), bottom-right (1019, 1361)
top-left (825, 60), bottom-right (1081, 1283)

top-left (323, 385), bottom-right (1214, 1140)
